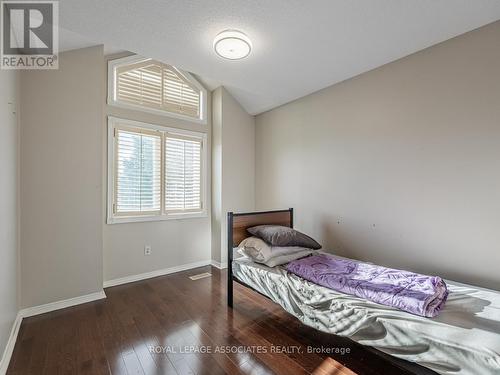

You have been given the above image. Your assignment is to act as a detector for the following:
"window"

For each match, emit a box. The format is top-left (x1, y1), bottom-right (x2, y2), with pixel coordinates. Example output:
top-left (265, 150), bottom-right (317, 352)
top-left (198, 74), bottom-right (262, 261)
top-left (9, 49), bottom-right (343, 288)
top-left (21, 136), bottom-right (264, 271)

top-left (114, 128), bottom-right (162, 215)
top-left (108, 55), bottom-right (207, 124)
top-left (165, 135), bottom-right (202, 212)
top-left (108, 117), bottom-right (206, 224)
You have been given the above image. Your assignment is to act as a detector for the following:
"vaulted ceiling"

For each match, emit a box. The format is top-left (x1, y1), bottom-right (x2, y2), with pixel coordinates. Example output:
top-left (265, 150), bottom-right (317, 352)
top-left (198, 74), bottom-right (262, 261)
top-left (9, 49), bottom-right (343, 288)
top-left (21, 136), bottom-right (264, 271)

top-left (58, 0), bottom-right (500, 115)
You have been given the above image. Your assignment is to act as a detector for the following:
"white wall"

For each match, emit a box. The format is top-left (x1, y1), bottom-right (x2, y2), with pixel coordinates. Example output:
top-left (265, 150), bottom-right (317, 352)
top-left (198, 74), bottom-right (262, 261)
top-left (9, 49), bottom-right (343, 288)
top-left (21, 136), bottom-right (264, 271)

top-left (0, 70), bottom-right (19, 363)
top-left (212, 87), bottom-right (255, 264)
top-left (20, 46), bottom-right (104, 308)
top-left (103, 54), bottom-right (212, 282)
top-left (255, 21), bottom-right (500, 290)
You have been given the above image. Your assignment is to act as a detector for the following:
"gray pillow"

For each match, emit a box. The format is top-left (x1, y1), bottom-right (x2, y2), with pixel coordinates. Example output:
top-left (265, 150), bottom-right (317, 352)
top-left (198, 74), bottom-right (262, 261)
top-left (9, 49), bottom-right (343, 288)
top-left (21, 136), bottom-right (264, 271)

top-left (247, 225), bottom-right (321, 250)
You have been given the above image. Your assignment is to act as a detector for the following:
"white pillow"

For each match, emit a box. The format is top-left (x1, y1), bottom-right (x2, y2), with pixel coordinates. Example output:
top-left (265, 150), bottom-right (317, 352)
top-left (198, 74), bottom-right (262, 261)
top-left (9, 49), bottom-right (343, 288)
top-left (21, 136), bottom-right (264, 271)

top-left (238, 237), bottom-right (313, 266)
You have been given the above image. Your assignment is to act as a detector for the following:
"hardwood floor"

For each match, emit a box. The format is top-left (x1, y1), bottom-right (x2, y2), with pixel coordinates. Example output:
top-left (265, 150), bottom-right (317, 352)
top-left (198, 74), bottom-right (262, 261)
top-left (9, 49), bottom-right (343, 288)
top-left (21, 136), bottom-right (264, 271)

top-left (8, 266), bottom-right (428, 375)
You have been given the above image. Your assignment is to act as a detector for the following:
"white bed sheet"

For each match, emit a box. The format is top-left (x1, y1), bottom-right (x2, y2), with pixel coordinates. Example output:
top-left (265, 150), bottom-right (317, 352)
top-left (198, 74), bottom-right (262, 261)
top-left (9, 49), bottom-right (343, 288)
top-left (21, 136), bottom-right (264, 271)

top-left (232, 255), bottom-right (500, 375)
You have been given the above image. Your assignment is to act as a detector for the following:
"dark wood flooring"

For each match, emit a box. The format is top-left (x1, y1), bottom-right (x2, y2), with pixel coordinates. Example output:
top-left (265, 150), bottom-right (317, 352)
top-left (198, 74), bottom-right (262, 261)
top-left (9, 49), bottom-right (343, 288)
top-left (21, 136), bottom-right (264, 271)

top-left (7, 266), bottom-right (431, 375)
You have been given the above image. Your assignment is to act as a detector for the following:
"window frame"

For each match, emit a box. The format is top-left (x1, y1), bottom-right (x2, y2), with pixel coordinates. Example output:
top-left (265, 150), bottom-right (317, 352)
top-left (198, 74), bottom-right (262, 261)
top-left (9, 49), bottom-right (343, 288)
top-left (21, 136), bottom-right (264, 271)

top-left (107, 55), bottom-right (208, 125)
top-left (107, 116), bottom-right (208, 224)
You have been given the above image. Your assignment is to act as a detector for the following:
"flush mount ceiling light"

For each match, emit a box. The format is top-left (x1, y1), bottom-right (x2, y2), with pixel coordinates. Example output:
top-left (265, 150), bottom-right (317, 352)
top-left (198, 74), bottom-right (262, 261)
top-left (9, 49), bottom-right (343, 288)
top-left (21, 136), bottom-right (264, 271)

top-left (213, 30), bottom-right (252, 60)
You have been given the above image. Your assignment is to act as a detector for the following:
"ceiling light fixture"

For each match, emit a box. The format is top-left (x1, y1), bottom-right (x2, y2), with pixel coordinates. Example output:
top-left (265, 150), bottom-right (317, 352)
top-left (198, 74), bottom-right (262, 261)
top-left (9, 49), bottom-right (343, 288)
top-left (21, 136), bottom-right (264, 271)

top-left (213, 30), bottom-right (252, 60)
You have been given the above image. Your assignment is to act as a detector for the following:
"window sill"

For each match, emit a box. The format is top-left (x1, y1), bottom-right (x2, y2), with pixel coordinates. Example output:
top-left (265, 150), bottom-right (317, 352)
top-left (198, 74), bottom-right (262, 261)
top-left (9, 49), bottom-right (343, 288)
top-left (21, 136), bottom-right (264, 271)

top-left (108, 100), bottom-right (208, 125)
top-left (107, 211), bottom-right (208, 225)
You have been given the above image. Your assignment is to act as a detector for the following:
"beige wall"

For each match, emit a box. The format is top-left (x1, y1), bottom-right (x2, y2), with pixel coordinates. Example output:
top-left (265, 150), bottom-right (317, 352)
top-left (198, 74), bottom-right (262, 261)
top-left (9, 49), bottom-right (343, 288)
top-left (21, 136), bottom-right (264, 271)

top-left (17, 45), bottom-right (214, 301)
top-left (20, 46), bottom-right (104, 308)
top-left (255, 21), bottom-right (500, 289)
top-left (212, 87), bottom-right (255, 264)
top-left (0, 70), bottom-right (19, 360)
top-left (211, 88), bottom-right (223, 262)
top-left (103, 54), bottom-right (212, 282)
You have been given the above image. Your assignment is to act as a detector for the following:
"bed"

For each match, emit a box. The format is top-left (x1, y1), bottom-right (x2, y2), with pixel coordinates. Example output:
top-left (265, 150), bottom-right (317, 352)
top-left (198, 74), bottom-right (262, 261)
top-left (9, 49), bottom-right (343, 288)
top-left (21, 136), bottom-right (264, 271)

top-left (227, 209), bottom-right (500, 375)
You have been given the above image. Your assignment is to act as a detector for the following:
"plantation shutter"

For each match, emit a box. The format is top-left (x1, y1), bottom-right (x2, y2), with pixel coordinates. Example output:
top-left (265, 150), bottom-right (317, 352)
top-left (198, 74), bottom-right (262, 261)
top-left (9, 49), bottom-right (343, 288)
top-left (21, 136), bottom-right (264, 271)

top-left (116, 60), bottom-right (201, 119)
top-left (114, 128), bottom-right (162, 214)
top-left (116, 62), bottom-right (163, 109)
top-left (163, 66), bottom-right (200, 118)
top-left (165, 134), bottom-right (202, 212)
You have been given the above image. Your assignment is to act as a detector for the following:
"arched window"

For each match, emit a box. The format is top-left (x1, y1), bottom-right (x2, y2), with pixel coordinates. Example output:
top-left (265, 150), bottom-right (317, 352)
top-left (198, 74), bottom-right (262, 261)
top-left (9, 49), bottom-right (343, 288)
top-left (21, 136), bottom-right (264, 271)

top-left (108, 56), bottom-right (207, 124)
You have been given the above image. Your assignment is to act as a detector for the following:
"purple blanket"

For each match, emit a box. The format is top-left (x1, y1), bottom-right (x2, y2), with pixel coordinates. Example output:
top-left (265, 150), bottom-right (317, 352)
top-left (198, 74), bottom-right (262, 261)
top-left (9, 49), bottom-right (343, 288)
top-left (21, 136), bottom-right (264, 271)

top-left (286, 254), bottom-right (448, 317)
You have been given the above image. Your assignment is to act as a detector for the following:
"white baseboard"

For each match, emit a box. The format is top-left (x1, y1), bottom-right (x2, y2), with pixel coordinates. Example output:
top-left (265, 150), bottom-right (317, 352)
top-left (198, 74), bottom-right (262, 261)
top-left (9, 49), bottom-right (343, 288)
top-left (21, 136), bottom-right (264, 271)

top-left (19, 290), bottom-right (107, 318)
top-left (210, 260), bottom-right (228, 269)
top-left (103, 260), bottom-right (212, 288)
top-left (0, 312), bottom-right (22, 375)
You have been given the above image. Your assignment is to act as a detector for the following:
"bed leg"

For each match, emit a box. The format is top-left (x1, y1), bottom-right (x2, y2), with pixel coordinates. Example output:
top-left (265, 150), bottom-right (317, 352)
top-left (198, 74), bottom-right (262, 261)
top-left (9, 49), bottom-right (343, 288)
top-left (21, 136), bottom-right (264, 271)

top-left (228, 278), bottom-right (233, 307)
top-left (227, 212), bottom-right (234, 308)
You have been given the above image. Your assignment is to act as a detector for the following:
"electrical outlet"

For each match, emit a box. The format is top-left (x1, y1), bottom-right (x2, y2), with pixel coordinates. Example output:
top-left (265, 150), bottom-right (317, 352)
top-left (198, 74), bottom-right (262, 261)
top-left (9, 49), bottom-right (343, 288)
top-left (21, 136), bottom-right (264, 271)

top-left (144, 245), bottom-right (152, 256)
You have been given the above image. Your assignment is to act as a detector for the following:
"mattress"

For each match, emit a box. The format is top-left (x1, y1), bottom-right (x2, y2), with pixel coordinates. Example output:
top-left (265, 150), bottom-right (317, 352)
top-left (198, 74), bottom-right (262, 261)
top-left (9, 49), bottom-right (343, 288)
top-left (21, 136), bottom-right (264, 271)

top-left (232, 254), bottom-right (500, 375)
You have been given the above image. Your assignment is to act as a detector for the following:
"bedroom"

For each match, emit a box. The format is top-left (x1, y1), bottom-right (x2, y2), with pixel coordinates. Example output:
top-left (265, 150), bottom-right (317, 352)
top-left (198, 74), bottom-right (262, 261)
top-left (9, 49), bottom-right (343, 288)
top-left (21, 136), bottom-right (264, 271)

top-left (0, 1), bottom-right (499, 374)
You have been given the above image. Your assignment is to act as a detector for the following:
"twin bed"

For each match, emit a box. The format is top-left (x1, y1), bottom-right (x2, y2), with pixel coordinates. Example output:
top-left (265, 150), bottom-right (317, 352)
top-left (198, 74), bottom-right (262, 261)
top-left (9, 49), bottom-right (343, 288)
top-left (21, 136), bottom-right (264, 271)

top-left (227, 209), bottom-right (500, 375)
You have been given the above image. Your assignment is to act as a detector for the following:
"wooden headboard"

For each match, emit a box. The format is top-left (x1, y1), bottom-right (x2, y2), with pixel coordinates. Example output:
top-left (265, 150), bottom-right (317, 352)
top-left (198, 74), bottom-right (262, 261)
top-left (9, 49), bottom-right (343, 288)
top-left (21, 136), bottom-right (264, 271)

top-left (226, 208), bottom-right (293, 307)
top-left (227, 208), bottom-right (294, 248)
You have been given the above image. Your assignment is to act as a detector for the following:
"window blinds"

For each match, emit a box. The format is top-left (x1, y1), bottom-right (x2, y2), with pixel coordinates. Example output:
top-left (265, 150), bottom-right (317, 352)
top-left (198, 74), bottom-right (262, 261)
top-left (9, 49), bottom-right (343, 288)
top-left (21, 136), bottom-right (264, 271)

top-left (116, 63), bottom-right (162, 108)
top-left (116, 61), bottom-right (201, 119)
top-left (112, 124), bottom-right (204, 218)
top-left (165, 135), bottom-right (202, 212)
top-left (163, 66), bottom-right (200, 118)
top-left (115, 128), bottom-right (162, 214)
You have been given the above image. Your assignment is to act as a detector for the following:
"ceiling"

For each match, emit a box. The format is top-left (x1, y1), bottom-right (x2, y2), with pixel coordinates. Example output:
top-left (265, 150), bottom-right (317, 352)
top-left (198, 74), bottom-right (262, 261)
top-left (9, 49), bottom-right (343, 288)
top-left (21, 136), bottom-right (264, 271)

top-left (59, 27), bottom-right (125, 56)
top-left (58, 0), bottom-right (500, 115)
